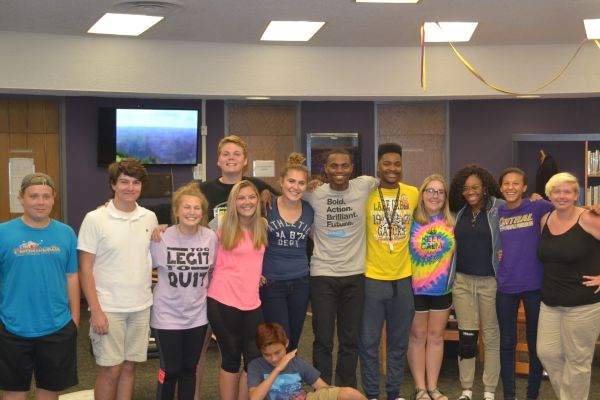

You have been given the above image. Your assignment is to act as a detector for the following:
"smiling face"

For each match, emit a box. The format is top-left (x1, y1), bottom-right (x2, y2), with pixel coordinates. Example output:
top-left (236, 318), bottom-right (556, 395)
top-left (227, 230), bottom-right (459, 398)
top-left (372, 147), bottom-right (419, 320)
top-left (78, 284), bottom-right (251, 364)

top-left (280, 169), bottom-right (307, 202)
top-left (462, 174), bottom-right (485, 209)
top-left (260, 342), bottom-right (288, 367)
top-left (378, 152), bottom-right (402, 189)
top-left (19, 185), bottom-right (54, 225)
top-left (500, 172), bottom-right (527, 208)
top-left (423, 179), bottom-right (446, 216)
top-left (236, 185), bottom-right (259, 221)
top-left (174, 195), bottom-right (203, 229)
top-left (548, 182), bottom-right (578, 211)
top-left (324, 153), bottom-right (353, 191)
top-left (217, 143), bottom-right (247, 177)
top-left (111, 173), bottom-right (142, 207)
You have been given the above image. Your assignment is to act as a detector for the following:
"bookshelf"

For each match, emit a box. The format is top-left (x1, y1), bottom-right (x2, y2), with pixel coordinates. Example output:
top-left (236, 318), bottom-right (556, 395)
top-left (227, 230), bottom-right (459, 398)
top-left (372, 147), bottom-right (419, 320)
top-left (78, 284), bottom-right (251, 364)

top-left (585, 141), bottom-right (600, 205)
top-left (512, 134), bottom-right (600, 204)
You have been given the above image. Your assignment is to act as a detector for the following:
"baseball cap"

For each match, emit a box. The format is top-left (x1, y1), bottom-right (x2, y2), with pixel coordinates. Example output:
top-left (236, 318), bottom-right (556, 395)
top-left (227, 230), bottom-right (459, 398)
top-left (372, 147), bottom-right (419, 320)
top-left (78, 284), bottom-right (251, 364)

top-left (21, 173), bottom-right (56, 192)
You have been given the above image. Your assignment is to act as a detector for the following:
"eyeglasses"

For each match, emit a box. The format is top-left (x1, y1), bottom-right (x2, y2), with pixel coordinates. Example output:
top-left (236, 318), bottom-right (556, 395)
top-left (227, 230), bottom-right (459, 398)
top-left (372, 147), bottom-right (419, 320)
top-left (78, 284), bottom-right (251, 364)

top-left (462, 184), bottom-right (482, 193)
top-left (424, 188), bottom-right (446, 196)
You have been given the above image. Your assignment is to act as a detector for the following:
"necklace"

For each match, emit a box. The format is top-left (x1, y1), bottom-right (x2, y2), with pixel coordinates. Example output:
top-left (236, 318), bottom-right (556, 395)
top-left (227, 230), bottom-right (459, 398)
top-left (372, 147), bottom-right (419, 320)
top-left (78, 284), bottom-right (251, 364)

top-left (470, 209), bottom-right (481, 227)
top-left (378, 185), bottom-right (401, 253)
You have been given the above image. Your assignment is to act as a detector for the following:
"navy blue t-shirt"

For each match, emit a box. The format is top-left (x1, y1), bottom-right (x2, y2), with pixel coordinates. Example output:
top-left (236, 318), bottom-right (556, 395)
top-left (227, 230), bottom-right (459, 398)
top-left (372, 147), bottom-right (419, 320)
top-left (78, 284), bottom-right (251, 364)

top-left (262, 198), bottom-right (314, 280)
top-left (455, 209), bottom-right (495, 277)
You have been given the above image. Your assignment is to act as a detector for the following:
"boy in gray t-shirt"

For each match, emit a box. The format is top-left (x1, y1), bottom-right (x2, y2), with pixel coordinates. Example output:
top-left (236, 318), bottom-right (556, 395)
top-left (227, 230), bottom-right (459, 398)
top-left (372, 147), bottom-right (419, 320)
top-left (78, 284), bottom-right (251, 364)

top-left (302, 151), bottom-right (378, 387)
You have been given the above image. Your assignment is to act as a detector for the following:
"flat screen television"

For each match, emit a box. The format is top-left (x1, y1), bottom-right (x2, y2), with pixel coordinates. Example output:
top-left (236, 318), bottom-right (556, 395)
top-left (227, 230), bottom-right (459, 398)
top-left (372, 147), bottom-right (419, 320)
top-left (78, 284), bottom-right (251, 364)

top-left (98, 108), bottom-right (199, 165)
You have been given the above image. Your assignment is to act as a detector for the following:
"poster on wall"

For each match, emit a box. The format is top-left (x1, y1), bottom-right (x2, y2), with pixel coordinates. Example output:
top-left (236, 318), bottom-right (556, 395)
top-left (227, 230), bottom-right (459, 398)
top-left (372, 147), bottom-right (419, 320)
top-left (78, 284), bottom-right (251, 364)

top-left (307, 133), bottom-right (360, 181)
top-left (9, 158), bottom-right (35, 213)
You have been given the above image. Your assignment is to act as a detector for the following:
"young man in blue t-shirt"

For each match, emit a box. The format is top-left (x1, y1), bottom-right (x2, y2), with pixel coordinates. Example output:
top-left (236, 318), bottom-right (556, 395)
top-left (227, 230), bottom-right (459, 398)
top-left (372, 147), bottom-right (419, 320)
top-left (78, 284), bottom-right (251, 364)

top-left (0, 173), bottom-right (80, 399)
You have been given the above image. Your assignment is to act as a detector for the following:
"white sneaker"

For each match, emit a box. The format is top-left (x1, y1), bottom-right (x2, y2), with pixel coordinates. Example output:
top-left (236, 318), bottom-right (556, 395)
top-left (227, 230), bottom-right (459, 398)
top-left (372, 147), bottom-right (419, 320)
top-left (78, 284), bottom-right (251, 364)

top-left (457, 390), bottom-right (472, 400)
top-left (482, 392), bottom-right (495, 400)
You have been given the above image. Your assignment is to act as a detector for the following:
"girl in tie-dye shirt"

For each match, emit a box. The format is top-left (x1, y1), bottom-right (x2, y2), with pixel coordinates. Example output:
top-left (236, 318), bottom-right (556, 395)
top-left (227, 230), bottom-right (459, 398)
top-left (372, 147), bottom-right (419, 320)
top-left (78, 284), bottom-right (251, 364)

top-left (407, 174), bottom-right (456, 400)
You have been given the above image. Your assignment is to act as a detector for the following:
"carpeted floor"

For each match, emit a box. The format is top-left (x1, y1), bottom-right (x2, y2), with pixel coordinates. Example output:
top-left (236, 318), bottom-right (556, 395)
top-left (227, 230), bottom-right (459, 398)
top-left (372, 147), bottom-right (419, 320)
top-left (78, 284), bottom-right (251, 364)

top-left (9, 307), bottom-right (600, 399)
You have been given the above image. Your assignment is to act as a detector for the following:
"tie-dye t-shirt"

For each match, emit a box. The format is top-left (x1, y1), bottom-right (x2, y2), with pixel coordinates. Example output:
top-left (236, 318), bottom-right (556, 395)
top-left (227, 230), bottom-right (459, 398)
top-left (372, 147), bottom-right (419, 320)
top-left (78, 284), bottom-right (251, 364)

top-left (409, 214), bottom-right (455, 296)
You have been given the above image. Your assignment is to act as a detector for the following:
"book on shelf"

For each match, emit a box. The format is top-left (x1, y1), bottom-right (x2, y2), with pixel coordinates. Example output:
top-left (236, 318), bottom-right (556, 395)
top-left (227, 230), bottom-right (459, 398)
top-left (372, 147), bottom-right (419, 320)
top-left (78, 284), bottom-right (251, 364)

top-left (587, 149), bottom-right (600, 175)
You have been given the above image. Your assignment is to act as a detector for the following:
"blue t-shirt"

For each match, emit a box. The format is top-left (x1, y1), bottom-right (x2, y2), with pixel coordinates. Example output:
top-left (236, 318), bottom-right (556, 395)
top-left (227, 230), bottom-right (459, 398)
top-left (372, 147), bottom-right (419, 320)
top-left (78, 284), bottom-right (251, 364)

top-left (0, 218), bottom-right (78, 337)
top-left (262, 198), bottom-right (314, 280)
top-left (498, 199), bottom-right (553, 293)
top-left (247, 356), bottom-right (320, 400)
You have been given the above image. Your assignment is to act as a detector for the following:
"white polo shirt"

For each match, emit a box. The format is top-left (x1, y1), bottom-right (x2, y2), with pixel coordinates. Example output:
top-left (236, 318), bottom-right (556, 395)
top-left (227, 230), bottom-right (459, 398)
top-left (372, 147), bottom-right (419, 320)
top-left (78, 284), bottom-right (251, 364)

top-left (78, 201), bottom-right (158, 313)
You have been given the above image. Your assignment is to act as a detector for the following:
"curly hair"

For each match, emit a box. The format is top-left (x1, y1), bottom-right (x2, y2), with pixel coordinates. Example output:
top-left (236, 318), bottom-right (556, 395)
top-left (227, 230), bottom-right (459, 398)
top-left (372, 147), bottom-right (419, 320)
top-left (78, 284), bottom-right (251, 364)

top-left (449, 164), bottom-right (502, 213)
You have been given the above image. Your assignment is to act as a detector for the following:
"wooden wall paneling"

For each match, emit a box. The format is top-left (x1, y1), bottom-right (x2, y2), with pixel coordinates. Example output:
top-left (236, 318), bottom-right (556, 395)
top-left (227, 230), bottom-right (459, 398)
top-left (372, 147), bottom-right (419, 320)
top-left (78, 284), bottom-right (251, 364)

top-left (228, 103), bottom-right (297, 188)
top-left (28, 101), bottom-right (47, 134)
top-left (246, 135), bottom-right (295, 188)
top-left (0, 100), bottom-right (9, 132)
top-left (44, 101), bottom-right (59, 134)
top-left (379, 134), bottom-right (444, 187)
top-left (378, 103), bottom-right (446, 187)
top-left (228, 104), bottom-right (296, 137)
top-left (378, 103), bottom-right (445, 136)
top-left (8, 101), bottom-right (28, 134)
top-left (0, 133), bottom-right (9, 221)
top-left (0, 99), bottom-right (61, 222)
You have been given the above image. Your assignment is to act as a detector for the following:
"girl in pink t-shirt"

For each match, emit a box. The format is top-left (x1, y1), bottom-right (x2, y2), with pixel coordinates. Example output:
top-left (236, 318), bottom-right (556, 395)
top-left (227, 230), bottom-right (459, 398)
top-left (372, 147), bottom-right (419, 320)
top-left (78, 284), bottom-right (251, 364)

top-left (207, 180), bottom-right (268, 400)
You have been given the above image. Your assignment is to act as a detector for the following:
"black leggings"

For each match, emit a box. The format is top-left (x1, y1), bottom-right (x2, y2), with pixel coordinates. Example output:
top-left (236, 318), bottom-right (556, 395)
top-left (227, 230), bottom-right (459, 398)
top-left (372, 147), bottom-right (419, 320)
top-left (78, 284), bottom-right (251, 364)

top-left (154, 325), bottom-right (208, 400)
top-left (207, 298), bottom-right (264, 373)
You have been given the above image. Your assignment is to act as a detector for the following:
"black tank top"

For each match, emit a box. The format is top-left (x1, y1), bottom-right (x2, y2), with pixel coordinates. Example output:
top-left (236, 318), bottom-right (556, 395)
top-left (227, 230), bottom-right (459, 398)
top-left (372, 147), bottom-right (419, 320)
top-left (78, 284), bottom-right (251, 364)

top-left (537, 211), bottom-right (600, 307)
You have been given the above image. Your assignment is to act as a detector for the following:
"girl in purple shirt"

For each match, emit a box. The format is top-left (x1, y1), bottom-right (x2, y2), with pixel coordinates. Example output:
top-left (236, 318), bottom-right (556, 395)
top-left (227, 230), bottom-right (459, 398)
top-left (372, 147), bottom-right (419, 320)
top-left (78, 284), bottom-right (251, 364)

top-left (150, 183), bottom-right (218, 400)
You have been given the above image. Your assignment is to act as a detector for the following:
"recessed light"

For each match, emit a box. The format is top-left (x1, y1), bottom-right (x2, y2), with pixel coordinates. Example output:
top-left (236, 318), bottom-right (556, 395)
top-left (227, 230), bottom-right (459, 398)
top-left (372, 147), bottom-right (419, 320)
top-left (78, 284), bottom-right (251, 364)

top-left (261, 21), bottom-right (325, 42)
top-left (245, 96), bottom-right (271, 100)
top-left (88, 13), bottom-right (163, 36)
top-left (584, 19), bottom-right (600, 39)
top-left (423, 22), bottom-right (478, 42)
top-left (356, 0), bottom-right (419, 3)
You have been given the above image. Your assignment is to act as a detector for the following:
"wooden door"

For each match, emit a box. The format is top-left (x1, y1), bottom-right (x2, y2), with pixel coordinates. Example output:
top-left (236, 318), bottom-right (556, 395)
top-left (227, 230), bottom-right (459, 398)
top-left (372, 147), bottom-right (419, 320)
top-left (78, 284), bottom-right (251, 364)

top-left (0, 99), bottom-right (61, 222)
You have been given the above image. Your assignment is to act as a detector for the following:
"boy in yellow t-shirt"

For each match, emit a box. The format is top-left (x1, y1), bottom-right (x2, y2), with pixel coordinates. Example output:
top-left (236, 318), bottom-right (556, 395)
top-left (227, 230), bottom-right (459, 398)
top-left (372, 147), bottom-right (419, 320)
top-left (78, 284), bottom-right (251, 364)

top-left (358, 143), bottom-right (419, 400)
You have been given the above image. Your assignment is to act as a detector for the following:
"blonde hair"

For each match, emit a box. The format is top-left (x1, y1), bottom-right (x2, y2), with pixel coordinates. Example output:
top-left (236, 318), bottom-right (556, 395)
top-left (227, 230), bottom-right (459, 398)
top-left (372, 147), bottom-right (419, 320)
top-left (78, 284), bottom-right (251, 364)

top-left (171, 182), bottom-right (209, 227)
top-left (220, 180), bottom-right (268, 250)
top-left (280, 152), bottom-right (308, 179)
top-left (414, 174), bottom-right (455, 226)
top-left (545, 172), bottom-right (579, 198)
top-left (218, 135), bottom-right (248, 158)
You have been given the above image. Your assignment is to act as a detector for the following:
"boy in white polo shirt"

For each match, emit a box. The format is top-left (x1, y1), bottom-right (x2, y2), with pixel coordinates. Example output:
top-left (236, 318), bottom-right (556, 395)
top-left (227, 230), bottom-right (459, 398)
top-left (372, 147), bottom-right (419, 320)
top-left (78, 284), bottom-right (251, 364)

top-left (78, 159), bottom-right (158, 400)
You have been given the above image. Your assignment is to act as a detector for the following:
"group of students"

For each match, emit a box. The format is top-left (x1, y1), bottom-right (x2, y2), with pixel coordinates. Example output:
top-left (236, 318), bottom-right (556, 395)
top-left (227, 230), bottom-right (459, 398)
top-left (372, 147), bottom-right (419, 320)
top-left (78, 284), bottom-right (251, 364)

top-left (1, 134), bottom-right (600, 400)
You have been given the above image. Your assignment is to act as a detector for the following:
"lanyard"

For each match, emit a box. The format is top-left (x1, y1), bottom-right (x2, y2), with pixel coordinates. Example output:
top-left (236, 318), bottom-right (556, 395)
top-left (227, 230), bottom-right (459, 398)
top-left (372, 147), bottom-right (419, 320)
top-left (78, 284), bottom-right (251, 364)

top-left (378, 185), bottom-right (401, 252)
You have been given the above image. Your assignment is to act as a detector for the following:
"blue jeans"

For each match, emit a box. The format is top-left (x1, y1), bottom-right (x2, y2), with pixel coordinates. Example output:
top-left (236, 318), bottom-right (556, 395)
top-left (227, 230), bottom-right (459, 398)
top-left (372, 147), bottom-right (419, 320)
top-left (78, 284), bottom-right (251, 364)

top-left (259, 275), bottom-right (310, 351)
top-left (359, 277), bottom-right (415, 399)
top-left (496, 290), bottom-right (543, 400)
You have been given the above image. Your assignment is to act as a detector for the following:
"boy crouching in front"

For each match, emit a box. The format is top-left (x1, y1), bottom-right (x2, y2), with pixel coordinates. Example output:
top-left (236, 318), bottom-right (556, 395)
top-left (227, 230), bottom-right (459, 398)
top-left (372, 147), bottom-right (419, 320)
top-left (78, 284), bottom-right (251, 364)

top-left (248, 322), bottom-right (367, 400)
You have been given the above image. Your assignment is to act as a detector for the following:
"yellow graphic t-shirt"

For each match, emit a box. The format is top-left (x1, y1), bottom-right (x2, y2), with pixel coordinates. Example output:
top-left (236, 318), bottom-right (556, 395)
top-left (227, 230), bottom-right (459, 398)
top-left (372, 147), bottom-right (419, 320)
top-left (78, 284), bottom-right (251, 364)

top-left (365, 183), bottom-right (419, 280)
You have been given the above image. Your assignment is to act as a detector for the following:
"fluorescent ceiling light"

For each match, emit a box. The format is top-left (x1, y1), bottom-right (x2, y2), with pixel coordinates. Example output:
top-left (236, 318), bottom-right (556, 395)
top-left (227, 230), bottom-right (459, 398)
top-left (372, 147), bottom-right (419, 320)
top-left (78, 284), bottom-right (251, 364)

top-left (88, 13), bottom-right (163, 36)
top-left (583, 19), bottom-right (600, 39)
top-left (356, 0), bottom-right (419, 3)
top-left (423, 22), bottom-right (478, 42)
top-left (246, 96), bottom-right (271, 100)
top-left (261, 21), bottom-right (325, 42)
top-left (516, 95), bottom-right (541, 99)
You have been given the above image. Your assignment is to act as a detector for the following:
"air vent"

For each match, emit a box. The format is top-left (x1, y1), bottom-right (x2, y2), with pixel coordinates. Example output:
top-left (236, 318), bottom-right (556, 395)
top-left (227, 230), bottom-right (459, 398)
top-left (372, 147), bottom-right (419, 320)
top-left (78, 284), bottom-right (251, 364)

top-left (114, 1), bottom-right (181, 16)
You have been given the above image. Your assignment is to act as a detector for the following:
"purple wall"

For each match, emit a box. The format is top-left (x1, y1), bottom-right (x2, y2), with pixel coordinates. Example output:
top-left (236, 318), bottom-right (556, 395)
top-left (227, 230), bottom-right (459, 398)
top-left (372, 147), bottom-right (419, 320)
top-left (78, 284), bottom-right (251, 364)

top-left (65, 97), bottom-right (224, 231)
top-left (449, 98), bottom-right (600, 180)
top-left (300, 101), bottom-right (376, 176)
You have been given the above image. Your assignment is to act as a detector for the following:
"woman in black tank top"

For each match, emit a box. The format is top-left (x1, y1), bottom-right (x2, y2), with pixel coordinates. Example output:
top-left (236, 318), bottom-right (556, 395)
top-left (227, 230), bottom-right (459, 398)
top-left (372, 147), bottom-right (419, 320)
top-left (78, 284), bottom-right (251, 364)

top-left (536, 172), bottom-right (600, 400)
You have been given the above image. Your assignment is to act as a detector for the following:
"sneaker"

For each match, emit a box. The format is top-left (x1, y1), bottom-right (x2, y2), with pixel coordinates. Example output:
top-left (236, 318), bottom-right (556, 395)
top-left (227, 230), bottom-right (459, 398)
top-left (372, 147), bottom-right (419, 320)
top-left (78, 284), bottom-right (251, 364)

top-left (457, 390), bottom-right (472, 400)
top-left (482, 392), bottom-right (495, 400)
